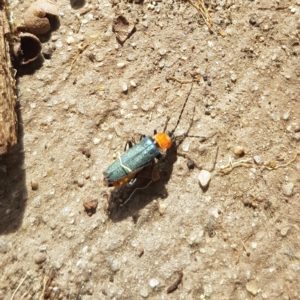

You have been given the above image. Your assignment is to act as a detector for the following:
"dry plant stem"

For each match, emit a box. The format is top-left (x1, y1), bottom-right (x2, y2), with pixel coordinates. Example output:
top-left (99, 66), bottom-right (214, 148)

top-left (220, 152), bottom-right (300, 174)
top-left (166, 76), bottom-right (200, 84)
top-left (10, 274), bottom-right (28, 300)
top-left (39, 275), bottom-right (51, 300)
top-left (70, 43), bottom-right (89, 71)
top-left (188, 0), bottom-right (213, 33)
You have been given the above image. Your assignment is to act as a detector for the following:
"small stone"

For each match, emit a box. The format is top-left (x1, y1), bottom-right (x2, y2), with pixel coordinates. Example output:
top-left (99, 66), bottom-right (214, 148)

top-left (149, 279), bottom-right (159, 289)
top-left (93, 138), bottom-right (100, 145)
top-left (234, 145), bottom-right (245, 156)
top-left (83, 199), bottom-right (98, 216)
top-left (158, 202), bottom-right (167, 215)
top-left (246, 280), bottom-right (258, 296)
top-left (95, 53), bottom-right (104, 62)
top-left (230, 74), bottom-right (237, 82)
top-left (283, 111), bottom-right (290, 120)
top-left (198, 170), bottom-right (211, 190)
top-left (77, 177), bottom-right (84, 187)
top-left (117, 62), bottom-right (126, 68)
top-left (31, 180), bottom-right (39, 190)
top-left (187, 160), bottom-right (195, 169)
top-left (280, 227), bottom-right (290, 236)
top-left (282, 182), bottom-right (294, 196)
top-left (253, 155), bottom-right (261, 164)
top-left (130, 80), bottom-right (136, 87)
top-left (66, 36), bottom-right (74, 44)
top-left (34, 252), bottom-right (47, 264)
top-left (294, 123), bottom-right (300, 132)
top-left (140, 287), bottom-right (149, 298)
top-left (293, 133), bottom-right (300, 141)
top-left (142, 21), bottom-right (148, 28)
top-left (122, 82), bottom-right (128, 92)
top-left (158, 48), bottom-right (166, 56)
top-left (84, 170), bottom-right (90, 179)
top-left (137, 247), bottom-right (144, 257)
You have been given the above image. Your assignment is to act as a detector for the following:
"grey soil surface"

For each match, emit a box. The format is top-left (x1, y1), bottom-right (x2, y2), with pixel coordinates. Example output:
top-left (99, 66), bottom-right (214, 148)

top-left (1, 0), bottom-right (300, 299)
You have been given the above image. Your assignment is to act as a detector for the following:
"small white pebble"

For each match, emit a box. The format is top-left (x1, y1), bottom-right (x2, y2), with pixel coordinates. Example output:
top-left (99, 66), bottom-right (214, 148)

top-left (231, 74), bottom-right (237, 82)
top-left (158, 49), bottom-right (166, 56)
top-left (142, 21), bottom-right (148, 28)
top-left (117, 62), bottom-right (126, 68)
top-left (95, 53), bottom-right (104, 62)
top-left (93, 138), bottom-right (100, 145)
top-left (253, 155), bottom-right (261, 164)
top-left (283, 111), bottom-right (290, 120)
top-left (55, 40), bottom-right (63, 48)
top-left (122, 82), bottom-right (128, 92)
top-left (149, 279), bottom-right (159, 289)
top-left (198, 170), bottom-right (211, 190)
top-left (130, 80), bottom-right (137, 87)
top-left (66, 36), bottom-right (74, 44)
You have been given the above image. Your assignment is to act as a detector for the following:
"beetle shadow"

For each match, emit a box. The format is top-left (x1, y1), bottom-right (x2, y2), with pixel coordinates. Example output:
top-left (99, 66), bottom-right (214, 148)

top-left (107, 145), bottom-right (178, 222)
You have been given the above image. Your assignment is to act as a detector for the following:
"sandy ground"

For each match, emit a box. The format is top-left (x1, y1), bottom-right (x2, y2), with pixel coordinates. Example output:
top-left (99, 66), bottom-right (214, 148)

top-left (1, 0), bottom-right (300, 299)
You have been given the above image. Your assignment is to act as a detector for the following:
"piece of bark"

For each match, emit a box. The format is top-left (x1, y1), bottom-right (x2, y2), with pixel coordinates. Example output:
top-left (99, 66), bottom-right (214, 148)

top-left (0, 0), bottom-right (17, 155)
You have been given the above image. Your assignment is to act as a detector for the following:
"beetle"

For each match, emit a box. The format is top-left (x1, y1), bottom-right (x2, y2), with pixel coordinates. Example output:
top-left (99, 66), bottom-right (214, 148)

top-left (103, 84), bottom-right (194, 188)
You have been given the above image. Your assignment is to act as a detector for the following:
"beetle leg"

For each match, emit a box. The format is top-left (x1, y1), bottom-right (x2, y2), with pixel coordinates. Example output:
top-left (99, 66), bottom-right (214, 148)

top-left (124, 140), bottom-right (133, 152)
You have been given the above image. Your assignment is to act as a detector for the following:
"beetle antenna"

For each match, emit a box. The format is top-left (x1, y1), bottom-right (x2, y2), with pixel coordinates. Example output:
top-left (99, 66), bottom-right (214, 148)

top-left (171, 83), bottom-right (193, 134)
top-left (163, 116), bottom-right (170, 132)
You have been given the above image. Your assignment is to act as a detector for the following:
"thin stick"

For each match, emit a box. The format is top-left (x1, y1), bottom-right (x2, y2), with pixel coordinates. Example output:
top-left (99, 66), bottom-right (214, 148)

top-left (166, 76), bottom-right (200, 84)
top-left (10, 274), bottom-right (28, 300)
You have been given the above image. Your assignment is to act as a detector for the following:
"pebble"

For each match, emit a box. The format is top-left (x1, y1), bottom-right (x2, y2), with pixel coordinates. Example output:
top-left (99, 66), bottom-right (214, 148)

top-left (93, 138), bottom-right (100, 145)
top-left (130, 80), bottom-right (137, 87)
top-left (246, 280), bottom-right (258, 295)
top-left (142, 21), bottom-right (148, 28)
top-left (34, 252), bottom-right (47, 264)
top-left (31, 180), bottom-right (39, 190)
top-left (230, 74), bottom-right (237, 82)
top-left (137, 247), bottom-right (144, 257)
top-left (234, 145), bottom-right (245, 156)
top-left (253, 155), bottom-right (261, 164)
top-left (95, 53), bottom-right (104, 62)
top-left (158, 49), bottom-right (167, 56)
top-left (84, 170), bottom-right (90, 179)
top-left (83, 199), bottom-right (98, 216)
top-left (77, 177), bottom-right (84, 187)
top-left (282, 182), bottom-right (294, 196)
top-left (283, 111), bottom-right (290, 120)
top-left (158, 202), bottom-right (167, 215)
top-left (198, 170), bottom-right (211, 190)
top-left (140, 287), bottom-right (149, 298)
top-left (117, 62), bottom-right (126, 68)
top-left (280, 227), bottom-right (290, 236)
top-left (122, 82), bottom-right (128, 92)
top-left (149, 279), bottom-right (159, 289)
top-left (66, 36), bottom-right (74, 44)
top-left (293, 133), bottom-right (300, 141)
top-left (187, 160), bottom-right (195, 169)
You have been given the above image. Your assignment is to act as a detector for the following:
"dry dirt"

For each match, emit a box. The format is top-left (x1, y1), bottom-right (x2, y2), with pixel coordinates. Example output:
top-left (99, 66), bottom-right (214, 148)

top-left (1, 0), bottom-right (300, 299)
